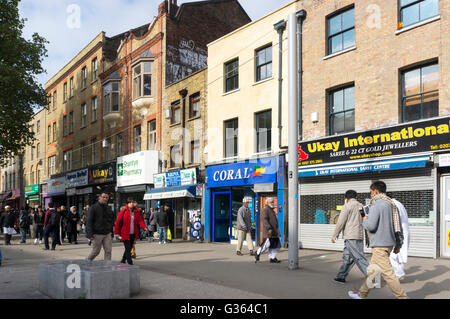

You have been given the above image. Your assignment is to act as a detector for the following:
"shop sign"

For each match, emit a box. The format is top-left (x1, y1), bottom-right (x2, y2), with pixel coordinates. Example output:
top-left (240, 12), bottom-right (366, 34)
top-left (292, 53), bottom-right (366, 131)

top-left (439, 154), bottom-right (450, 167)
top-left (117, 151), bottom-right (159, 187)
top-left (47, 176), bottom-right (66, 195)
top-left (298, 116), bottom-right (450, 167)
top-left (89, 162), bottom-right (116, 185)
top-left (24, 184), bottom-right (39, 197)
top-left (66, 169), bottom-right (88, 188)
top-left (206, 157), bottom-right (278, 188)
top-left (154, 168), bottom-right (198, 189)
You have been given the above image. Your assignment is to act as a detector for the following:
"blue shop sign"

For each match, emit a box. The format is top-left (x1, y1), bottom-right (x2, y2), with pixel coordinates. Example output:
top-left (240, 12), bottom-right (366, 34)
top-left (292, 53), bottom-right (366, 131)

top-left (166, 171), bottom-right (181, 187)
top-left (206, 157), bottom-right (278, 188)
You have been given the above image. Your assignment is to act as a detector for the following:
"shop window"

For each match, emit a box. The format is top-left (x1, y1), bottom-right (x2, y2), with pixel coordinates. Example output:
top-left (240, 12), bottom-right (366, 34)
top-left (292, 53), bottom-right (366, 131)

top-left (327, 6), bottom-right (355, 55)
top-left (224, 118), bottom-right (238, 158)
top-left (329, 85), bottom-right (355, 135)
top-left (401, 63), bottom-right (438, 123)
top-left (255, 110), bottom-right (272, 153)
top-left (399, 0), bottom-right (438, 28)
top-left (224, 58), bottom-right (239, 93)
top-left (255, 45), bottom-right (272, 82)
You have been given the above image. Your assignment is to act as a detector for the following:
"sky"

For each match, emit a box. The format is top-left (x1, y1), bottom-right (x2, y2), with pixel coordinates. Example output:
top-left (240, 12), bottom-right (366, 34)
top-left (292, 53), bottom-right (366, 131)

top-left (18, 0), bottom-right (294, 88)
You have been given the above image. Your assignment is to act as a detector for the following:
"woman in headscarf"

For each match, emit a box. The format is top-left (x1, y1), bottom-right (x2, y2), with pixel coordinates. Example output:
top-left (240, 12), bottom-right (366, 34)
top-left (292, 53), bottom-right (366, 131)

top-left (66, 206), bottom-right (80, 244)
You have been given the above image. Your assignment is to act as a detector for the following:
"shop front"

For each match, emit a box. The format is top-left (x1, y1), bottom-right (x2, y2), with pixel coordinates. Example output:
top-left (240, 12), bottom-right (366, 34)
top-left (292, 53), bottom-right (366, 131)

top-left (204, 155), bottom-right (285, 245)
top-left (145, 168), bottom-right (202, 240)
top-left (88, 160), bottom-right (117, 215)
top-left (65, 168), bottom-right (89, 212)
top-left (5, 188), bottom-right (20, 210)
top-left (45, 175), bottom-right (66, 208)
top-left (25, 184), bottom-right (40, 207)
top-left (297, 116), bottom-right (450, 258)
top-left (437, 152), bottom-right (450, 258)
top-left (116, 150), bottom-right (159, 212)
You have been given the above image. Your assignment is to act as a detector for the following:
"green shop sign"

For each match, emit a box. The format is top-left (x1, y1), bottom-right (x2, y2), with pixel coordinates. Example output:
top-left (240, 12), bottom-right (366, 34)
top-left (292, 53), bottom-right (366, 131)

top-left (24, 184), bottom-right (39, 197)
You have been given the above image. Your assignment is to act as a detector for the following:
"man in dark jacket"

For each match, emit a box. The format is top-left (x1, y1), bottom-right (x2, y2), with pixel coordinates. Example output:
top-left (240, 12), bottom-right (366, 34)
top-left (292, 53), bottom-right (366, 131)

top-left (86, 192), bottom-right (114, 261)
top-left (43, 202), bottom-right (61, 250)
top-left (163, 204), bottom-right (174, 242)
top-left (66, 206), bottom-right (80, 244)
top-left (19, 207), bottom-right (29, 244)
top-left (255, 198), bottom-right (281, 264)
top-left (156, 207), bottom-right (169, 244)
top-left (1, 206), bottom-right (17, 245)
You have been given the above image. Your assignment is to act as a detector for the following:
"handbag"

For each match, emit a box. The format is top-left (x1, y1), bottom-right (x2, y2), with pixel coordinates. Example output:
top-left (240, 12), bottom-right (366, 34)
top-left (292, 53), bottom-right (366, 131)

top-left (76, 223), bottom-right (82, 232)
top-left (167, 228), bottom-right (172, 241)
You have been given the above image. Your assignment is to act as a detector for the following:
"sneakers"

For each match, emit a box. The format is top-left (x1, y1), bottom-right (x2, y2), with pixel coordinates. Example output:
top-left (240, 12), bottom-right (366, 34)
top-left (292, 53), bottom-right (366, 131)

top-left (348, 290), bottom-right (362, 299)
top-left (270, 258), bottom-right (281, 263)
top-left (39, 240), bottom-right (42, 245)
top-left (333, 277), bottom-right (346, 284)
top-left (164, 241), bottom-right (167, 245)
top-left (34, 239), bottom-right (38, 245)
top-left (159, 241), bottom-right (162, 245)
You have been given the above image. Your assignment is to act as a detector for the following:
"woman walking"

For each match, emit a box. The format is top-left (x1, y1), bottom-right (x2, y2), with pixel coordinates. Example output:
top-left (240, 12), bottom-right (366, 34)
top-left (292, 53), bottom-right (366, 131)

top-left (114, 198), bottom-right (148, 265)
top-left (34, 206), bottom-right (45, 245)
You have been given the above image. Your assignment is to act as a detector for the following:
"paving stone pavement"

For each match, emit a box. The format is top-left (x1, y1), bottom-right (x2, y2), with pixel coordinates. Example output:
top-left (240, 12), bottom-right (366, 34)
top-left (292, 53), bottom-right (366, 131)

top-left (0, 235), bottom-right (449, 299)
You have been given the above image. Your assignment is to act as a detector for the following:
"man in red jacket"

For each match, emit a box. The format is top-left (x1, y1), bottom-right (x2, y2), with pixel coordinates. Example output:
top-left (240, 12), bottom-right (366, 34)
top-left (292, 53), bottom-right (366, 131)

top-left (114, 198), bottom-right (147, 265)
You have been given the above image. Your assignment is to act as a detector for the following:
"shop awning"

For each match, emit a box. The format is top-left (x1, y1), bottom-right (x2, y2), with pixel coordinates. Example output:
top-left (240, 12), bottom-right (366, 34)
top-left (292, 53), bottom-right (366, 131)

top-left (143, 185), bottom-right (196, 200)
top-left (298, 156), bottom-right (430, 177)
top-left (0, 192), bottom-right (12, 203)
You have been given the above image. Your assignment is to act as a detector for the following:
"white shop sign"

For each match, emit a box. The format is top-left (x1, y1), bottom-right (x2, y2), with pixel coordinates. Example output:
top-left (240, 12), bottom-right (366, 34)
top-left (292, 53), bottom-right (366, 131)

top-left (47, 176), bottom-right (66, 195)
top-left (117, 150), bottom-right (159, 187)
top-left (439, 154), bottom-right (450, 167)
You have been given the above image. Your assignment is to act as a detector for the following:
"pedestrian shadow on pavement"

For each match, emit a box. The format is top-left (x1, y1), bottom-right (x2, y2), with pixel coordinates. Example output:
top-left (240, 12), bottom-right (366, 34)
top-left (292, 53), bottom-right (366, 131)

top-left (406, 278), bottom-right (450, 299)
top-left (402, 265), bottom-right (450, 284)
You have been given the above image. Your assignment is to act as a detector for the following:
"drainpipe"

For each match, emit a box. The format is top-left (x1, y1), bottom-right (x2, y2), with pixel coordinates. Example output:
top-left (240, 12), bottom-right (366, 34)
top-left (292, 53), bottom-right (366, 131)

top-left (296, 10), bottom-right (307, 141)
top-left (274, 20), bottom-right (287, 150)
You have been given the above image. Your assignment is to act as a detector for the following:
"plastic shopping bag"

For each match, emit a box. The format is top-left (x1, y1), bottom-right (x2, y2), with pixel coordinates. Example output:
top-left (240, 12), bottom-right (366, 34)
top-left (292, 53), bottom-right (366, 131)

top-left (167, 228), bottom-right (172, 241)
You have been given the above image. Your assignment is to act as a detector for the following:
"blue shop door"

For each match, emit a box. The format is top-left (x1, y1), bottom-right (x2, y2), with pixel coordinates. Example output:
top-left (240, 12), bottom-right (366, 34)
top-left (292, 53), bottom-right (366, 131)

top-left (213, 192), bottom-right (231, 242)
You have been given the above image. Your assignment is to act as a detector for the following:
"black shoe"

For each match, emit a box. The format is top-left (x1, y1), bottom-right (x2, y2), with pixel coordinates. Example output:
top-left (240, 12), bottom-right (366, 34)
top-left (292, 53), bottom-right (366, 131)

top-left (270, 258), bottom-right (281, 263)
top-left (333, 277), bottom-right (346, 284)
top-left (254, 253), bottom-right (260, 263)
top-left (88, 241), bottom-right (92, 246)
top-left (121, 259), bottom-right (126, 264)
top-left (236, 251), bottom-right (243, 256)
top-left (51, 248), bottom-right (55, 251)
top-left (43, 248), bottom-right (49, 250)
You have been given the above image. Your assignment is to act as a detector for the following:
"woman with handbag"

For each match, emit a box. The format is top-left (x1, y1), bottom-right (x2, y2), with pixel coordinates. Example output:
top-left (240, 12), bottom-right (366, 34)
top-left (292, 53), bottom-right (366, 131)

top-left (114, 198), bottom-right (148, 265)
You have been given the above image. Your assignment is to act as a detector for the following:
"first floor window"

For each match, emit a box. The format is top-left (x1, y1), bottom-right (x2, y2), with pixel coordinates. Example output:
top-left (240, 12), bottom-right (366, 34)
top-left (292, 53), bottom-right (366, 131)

top-left (327, 6), bottom-right (355, 55)
top-left (148, 120), bottom-right (156, 150)
top-left (255, 110), bottom-right (272, 153)
top-left (402, 63), bottom-right (438, 122)
top-left (64, 149), bottom-right (72, 171)
top-left (170, 144), bottom-right (181, 167)
top-left (224, 118), bottom-right (238, 158)
top-left (48, 156), bottom-right (56, 176)
top-left (117, 134), bottom-right (123, 157)
top-left (329, 85), bottom-right (355, 135)
top-left (134, 126), bottom-right (141, 152)
top-left (105, 137), bottom-right (112, 161)
top-left (190, 140), bottom-right (200, 164)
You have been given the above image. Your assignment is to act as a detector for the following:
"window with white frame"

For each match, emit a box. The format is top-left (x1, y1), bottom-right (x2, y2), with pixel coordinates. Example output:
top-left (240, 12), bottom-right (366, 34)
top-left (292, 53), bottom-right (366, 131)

top-left (64, 149), bottom-right (72, 171)
top-left (147, 120), bottom-right (156, 150)
top-left (103, 81), bottom-right (120, 114)
top-left (132, 62), bottom-right (152, 99)
top-left (48, 156), bottom-right (56, 176)
top-left (92, 58), bottom-right (98, 82)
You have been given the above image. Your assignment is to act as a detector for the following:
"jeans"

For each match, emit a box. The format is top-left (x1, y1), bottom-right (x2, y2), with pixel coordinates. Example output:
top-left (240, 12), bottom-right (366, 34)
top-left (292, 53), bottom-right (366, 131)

top-left (35, 225), bottom-right (44, 241)
top-left (336, 239), bottom-right (369, 280)
top-left (122, 234), bottom-right (136, 265)
top-left (157, 226), bottom-right (168, 243)
top-left (20, 228), bottom-right (27, 243)
top-left (43, 225), bottom-right (58, 249)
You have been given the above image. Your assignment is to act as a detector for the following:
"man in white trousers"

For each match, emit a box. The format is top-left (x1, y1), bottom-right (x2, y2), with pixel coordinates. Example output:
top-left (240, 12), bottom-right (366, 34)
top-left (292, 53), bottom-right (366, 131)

top-left (389, 198), bottom-right (410, 280)
top-left (255, 198), bottom-right (281, 263)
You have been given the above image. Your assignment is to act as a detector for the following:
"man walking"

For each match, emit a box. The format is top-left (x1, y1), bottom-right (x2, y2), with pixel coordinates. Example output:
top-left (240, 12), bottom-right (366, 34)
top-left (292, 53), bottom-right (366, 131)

top-left (348, 181), bottom-right (408, 299)
top-left (0, 206), bottom-right (16, 245)
top-left (389, 198), bottom-right (410, 280)
top-left (331, 190), bottom-right (369, 284)
top-left (19, 206), bottom-right (29, 244)
top-left (86, 192), bottom-right (114, 261)
top-left (236, 197), bottom-right (254, 256)
top-left (156, 206), bottom-right (169, 245)
top-left (43, 202), bottom-right (61, 251)
top-left (255, 198), bottom-right (281, 263)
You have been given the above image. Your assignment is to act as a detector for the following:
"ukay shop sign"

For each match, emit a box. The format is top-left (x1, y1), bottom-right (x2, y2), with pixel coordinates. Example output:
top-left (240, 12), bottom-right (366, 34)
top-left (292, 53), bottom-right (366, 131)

top-left (298, 116), bottom-right (450, 166)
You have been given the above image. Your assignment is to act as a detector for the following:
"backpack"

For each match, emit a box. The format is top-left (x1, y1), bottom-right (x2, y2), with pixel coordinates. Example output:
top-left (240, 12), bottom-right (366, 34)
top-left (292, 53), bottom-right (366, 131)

top-left (49, 210), bottom-right (59, 226)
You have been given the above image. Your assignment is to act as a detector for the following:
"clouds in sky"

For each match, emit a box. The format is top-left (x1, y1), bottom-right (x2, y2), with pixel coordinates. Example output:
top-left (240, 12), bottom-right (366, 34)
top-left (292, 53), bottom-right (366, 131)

top-left (19, 0), bottom-right (293, 87)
